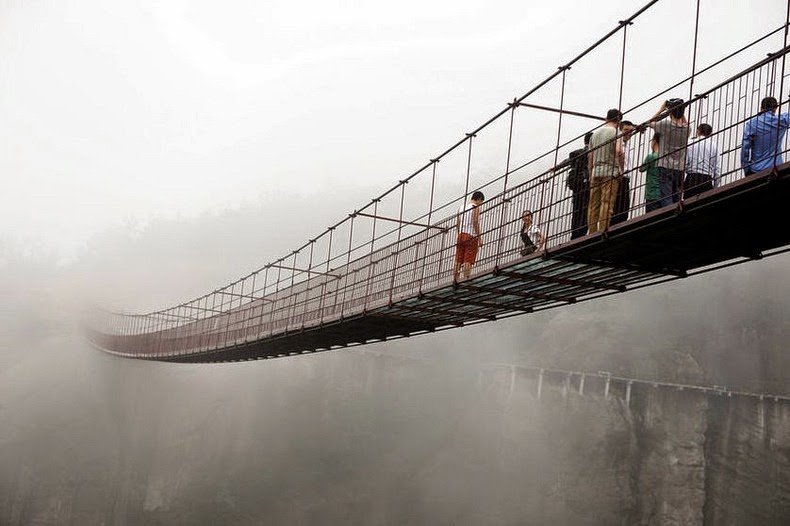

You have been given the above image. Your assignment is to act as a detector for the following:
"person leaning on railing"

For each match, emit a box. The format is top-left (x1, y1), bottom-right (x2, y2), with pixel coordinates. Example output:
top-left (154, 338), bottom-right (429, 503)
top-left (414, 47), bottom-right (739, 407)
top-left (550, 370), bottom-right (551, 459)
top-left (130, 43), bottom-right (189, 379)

top-left (646, 98), bottom-right (690, 207)
top-left (587, 108), bottom-right (624, 235)
top-left (741, 96), bottom-right (790, 176)
top-left (519, 210), bottom-right (546, 256)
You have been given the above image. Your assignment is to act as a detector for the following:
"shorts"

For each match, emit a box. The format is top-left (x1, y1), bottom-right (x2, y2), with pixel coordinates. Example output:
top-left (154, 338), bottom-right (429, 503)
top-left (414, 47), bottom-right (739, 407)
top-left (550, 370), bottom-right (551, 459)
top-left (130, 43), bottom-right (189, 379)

top-left (455, 233), bottom-right (479, 265)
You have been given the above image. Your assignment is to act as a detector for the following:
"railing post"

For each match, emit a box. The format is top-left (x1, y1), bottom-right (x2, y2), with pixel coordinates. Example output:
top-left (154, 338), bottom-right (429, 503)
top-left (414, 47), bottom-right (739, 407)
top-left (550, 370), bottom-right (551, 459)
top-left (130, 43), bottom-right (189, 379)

top-left (304, 240), bottom-right (315, 329)
top-left (257, 266), bottom-right (270, 337)
top-left (626, 380), bottom-right (633, 407)
top-left (618, 21), bottom-right (632, 111)
top-left (388, 182), bottom-right (407, 304)
top-left (209, 289), bottom-right (219, 350)
top-left (773, 2), bottom-right (790, 173)
top-left (243, 273), bottom-right (256, 343)
top-left (419, 159), bottom-right (440, 292)
top-left (363, 199), bottom-right (379, 312)
top-left (547, 67), bottom-right (569, 244)
top-left (604, 372), bottom-right (611, 400)
top-left (319, 227), bottom-right (334, 325)
top-left (338, 215), bottom-right (355, 318)
top-left (682, 0), bottom-right (702, 203)
top-left (495, 103), bottom-right (517, 267)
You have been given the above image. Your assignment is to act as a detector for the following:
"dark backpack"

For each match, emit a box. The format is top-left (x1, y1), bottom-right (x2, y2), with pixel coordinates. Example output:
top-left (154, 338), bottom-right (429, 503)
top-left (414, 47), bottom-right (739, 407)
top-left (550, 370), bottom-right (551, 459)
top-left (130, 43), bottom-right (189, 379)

top-left (566, 148), bottom-right (588, 192)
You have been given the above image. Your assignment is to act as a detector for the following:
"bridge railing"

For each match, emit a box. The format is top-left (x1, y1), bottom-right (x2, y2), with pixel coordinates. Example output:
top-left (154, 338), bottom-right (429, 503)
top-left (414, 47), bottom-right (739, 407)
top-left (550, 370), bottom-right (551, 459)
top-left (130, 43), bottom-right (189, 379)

top-left (85, 1), bottom-right (790, 359)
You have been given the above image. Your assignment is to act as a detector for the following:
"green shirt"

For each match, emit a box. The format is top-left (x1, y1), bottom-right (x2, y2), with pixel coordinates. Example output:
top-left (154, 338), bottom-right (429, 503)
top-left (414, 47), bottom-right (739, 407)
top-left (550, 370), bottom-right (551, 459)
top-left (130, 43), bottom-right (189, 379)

top-left (640, 152), bottom-right (660, 201)
top-left (589, 125), bottom-right (620, 178)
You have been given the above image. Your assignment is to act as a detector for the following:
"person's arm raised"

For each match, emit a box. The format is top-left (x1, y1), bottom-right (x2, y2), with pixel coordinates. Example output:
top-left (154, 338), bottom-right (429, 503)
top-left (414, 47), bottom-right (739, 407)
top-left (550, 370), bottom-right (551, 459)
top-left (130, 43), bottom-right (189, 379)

top-left (646, 101), bottom-right (668, 127)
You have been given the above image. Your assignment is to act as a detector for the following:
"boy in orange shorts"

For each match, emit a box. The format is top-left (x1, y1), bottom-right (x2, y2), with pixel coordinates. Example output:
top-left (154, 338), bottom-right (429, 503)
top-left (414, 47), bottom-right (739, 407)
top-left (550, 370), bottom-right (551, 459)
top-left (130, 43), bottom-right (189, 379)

top-left (454, 191), bottom-right (485, 281)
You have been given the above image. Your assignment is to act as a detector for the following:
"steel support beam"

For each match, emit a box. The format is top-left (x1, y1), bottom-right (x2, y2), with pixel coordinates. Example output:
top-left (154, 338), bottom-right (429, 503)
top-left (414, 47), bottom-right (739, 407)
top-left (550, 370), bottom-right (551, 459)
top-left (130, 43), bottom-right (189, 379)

top-left (354, 211), bottom-right (448, 232)
top-left (495, 269), bottom-right (627, 292)
top-left (517, 102), bottom-right (605, 121)
top-left (458, 282), bottom-right (575, 304)
top-left (420, 293), bottom-right (533, 313)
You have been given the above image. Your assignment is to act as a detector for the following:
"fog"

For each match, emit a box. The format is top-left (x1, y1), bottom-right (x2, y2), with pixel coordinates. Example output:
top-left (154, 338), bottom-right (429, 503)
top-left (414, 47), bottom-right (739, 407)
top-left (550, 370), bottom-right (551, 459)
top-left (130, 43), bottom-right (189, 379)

top-left (2, 199), bottom-right (789, 523)
top-left (2, 0), bottom-right (790, 523)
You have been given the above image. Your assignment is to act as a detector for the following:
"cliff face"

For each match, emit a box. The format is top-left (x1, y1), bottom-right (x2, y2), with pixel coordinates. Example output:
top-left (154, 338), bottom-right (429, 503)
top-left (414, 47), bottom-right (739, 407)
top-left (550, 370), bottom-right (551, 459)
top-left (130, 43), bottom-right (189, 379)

top-left (1, 339), bottom-right (788, 525)
top-left (476, 366), bottom-right (790, 525)
top-left (1, 255), bottom-right (789, 524)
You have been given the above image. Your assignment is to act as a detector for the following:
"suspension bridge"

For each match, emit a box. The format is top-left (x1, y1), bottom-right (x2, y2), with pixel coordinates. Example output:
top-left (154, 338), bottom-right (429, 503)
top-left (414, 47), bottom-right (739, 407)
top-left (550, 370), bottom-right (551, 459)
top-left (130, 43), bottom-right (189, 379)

top-left (85, 1), bottom-right (790, 363)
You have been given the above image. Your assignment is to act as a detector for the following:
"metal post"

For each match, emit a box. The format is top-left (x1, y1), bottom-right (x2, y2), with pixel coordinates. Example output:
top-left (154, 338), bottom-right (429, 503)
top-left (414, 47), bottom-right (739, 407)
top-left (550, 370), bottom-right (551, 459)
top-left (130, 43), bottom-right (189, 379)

top-left (363, 200), bottom-right (379, 312)
top-left (773, 2), bottom-right (790, 172)
top-left (258, 267), bottom-right (270, 336)
top-left (304, 240), bottom-right (315, 328)
top-left (495, 104), bottom-right (517, 266)
top-left (419, 160), bottom-right (439, 291)
top-left (682, 0), bottom-right (702, 202)
top-left (319, 227), bottom-right (334, 324)
top-left (244, 273), bottom-right (257, 342)
top-left (389, 183), bottom-right (406, 304)
top-left (338, 215), bottom-right (355, 317)
top-left (687, 0), bottom-right (702, 103)
top-left (464, 135), bottom-right (474, 200)
top-left (618, 22), bottom-right (631, 111)
top-left (221, 284), bottom-right (234, 348)
top-left (547, 67), bottom-right (569, 244)
top-left (287, 251), bottom-right (298, 330)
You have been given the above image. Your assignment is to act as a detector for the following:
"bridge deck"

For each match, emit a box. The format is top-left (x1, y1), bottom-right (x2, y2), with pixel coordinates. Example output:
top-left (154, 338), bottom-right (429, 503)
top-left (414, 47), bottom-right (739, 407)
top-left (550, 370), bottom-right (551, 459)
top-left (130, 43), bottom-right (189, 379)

top-left (155, 164), bottom-right (788, 363)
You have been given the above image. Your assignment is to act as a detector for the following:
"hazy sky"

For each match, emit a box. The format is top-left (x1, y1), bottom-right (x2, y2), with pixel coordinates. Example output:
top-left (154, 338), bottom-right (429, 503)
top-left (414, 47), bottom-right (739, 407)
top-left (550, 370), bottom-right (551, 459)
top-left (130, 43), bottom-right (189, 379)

top-left (1, 0), bottom-right (784, 262)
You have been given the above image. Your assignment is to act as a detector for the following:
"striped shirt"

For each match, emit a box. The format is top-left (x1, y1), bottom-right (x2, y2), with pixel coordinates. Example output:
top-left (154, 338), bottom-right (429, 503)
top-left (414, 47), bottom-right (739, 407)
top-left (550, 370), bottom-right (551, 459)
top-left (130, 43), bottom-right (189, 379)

top-left (650, 117), bottom-right (690, 171)
top-left (686, 136), bottom-right (720, 186)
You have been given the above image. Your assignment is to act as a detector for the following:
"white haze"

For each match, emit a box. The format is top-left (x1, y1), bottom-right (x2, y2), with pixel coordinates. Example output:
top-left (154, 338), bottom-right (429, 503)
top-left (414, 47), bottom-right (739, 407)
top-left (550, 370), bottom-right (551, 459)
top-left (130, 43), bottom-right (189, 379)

top-left (1, 0), bottom-right (789, 523)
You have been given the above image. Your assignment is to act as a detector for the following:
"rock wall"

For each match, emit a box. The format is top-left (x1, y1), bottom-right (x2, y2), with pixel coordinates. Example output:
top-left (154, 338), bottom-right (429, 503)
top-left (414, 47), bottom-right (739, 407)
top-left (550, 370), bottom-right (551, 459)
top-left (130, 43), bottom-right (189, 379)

top-left (477, 366), bottom-right (790, 525)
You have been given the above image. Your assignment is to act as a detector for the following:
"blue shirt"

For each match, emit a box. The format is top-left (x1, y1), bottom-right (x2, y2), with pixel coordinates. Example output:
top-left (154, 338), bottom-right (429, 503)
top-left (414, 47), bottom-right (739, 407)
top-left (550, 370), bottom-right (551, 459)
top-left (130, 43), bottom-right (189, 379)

top-left (741, 110), bottom-right (790, 173)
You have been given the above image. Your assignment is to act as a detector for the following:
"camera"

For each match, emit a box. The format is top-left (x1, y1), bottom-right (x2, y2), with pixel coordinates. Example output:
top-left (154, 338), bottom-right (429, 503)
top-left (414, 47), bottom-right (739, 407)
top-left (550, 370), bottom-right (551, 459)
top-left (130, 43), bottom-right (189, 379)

top-left (666, 98), bottom-right (684, 108)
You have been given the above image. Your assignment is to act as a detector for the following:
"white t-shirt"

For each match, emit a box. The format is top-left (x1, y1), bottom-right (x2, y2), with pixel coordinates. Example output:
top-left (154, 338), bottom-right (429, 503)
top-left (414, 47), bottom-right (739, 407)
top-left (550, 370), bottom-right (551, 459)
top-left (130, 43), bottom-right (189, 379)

top-left (522, 224), bottom-right (543, 248)
top-left (458, 203), bottom-right (478, 235)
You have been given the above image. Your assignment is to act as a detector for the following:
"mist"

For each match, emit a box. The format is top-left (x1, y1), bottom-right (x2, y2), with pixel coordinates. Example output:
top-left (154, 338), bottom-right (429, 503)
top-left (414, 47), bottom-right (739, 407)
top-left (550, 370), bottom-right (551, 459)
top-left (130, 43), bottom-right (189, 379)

top-left (2, 197), bottom-right (789, 523)
top-left (2, 0), bottom-right (790, 523)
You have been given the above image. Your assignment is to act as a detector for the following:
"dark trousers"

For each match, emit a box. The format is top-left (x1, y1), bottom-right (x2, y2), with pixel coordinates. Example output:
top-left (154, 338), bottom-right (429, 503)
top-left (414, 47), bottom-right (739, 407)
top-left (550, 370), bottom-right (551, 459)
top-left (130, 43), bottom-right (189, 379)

top-left (611, 176), bottom-right (630, 225)
top-left (570, 187), bottom-right (589, 239)
top-left (657, 167), bottom-right (683, 207)
top-left (684, 172), bottom-right (713, 198)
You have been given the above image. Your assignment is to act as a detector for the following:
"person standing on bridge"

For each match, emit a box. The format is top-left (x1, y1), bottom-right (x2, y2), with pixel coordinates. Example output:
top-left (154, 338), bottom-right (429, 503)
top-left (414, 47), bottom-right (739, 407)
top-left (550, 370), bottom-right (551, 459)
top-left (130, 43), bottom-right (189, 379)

top-left (611, 120), bottom-right (636, 225)
top-left (647, 98), bottom-right (689, 206)
top-left (640, 133), bottom-right (661, 212)
top-left (454, 191), bottom-right (484, 282)
top-left (587, 109), bottom-right (624, 234)
top-left (684, 123), bottom-right (720, 198)
top-left (564, 132), bottom-right (592, 239)
top-left (741, 96), bottom-right (790, 176)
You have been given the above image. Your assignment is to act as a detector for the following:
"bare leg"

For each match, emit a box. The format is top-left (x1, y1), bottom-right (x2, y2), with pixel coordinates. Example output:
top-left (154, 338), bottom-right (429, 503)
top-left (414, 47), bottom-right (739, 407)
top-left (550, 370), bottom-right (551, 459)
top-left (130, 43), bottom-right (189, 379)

top-left (463, 263), bottom-right (472, 279)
